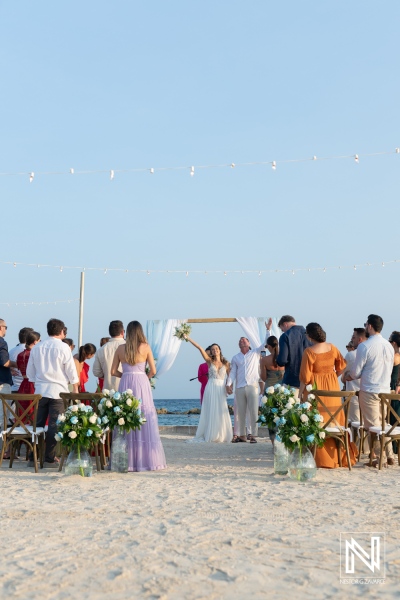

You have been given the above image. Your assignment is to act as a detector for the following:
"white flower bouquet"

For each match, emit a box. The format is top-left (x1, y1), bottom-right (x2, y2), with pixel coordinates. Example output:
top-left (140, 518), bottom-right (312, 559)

top-left (55, 402), bottom-right (103, 450)
top-left (277, 395), bottom-right (325, 451)
top-left (174, 323), bottom-right (192, 341)
top-left (97, 389), bottom-right (147, 434)
top-left (257, 383), bottom-right (298, 430)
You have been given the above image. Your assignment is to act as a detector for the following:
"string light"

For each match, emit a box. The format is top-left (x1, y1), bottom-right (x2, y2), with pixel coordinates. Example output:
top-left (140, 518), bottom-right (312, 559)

top-left (0, 298), bottom-right (79, 307)
top-left (0, 258), bottom-right (399, 277)
top-left (4, 147), bottom-right (398, 184)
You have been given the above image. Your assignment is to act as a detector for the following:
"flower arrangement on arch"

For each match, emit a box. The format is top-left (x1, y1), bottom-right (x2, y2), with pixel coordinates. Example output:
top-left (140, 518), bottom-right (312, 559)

top-left (55, 402), bottom-right (103, 449)
top-left (97, 388), bottom-right (147, 433)
top-left (257, 383), bottom-right (299, 430)
top-left (277, 386), bottom-right (326, 451)
top-left (174, 323), bottom-right (192, 341)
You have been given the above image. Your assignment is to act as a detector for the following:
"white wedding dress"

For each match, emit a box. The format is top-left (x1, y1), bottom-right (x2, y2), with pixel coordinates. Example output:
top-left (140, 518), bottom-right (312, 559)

top-left (189, 363), bottom-right (233, 443)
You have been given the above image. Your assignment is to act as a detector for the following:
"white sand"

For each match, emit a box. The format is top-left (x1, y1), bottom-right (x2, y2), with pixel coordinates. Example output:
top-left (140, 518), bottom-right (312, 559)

top-left (0, 435), bottom-right (399, 599)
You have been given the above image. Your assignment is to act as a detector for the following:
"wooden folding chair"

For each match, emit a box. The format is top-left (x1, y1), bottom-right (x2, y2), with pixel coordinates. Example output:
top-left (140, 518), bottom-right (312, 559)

top-left (0, 394), bottom-right (45, 473)
top-left (312, 390), bottom-right (356, 471)
top-left (370, 394), bottom-right (400, 470)
top-left (348, 391), bottom-right (369, 462)
top-left (59, 393), bottom-right (106, 472)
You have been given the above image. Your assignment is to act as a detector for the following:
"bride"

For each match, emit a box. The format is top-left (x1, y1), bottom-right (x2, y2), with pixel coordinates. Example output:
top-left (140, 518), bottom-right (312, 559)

top-left (185, 336), bottom-right (233, 443)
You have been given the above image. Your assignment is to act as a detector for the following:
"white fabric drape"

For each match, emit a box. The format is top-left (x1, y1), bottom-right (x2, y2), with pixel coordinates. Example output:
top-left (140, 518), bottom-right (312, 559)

top-left (146, 319), bottom-right (186, 377)
top-left (236, 317), bottom-right (280, 349)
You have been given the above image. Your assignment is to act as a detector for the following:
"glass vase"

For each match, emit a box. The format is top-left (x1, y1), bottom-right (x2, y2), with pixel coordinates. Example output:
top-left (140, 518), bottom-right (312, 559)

top-left (111, 428), bottom-right (128, 473)
top-left (288, 446), bottom-right (317, 481)
top-left (274, 439), bottom-right (289, 475)
top-left (64, 444), bottom-right (93, 477)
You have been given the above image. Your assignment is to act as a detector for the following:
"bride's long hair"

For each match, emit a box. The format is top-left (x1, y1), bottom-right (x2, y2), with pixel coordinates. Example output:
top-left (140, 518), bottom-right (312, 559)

top-left (125, 321), bottom-right (147, 365)
top-left (210, 343), bottom-right (230, 371)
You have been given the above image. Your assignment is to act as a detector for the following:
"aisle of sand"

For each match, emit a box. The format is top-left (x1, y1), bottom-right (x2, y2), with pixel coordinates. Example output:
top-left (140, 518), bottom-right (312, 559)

top-left (0, 435), bottom-right (399, 599)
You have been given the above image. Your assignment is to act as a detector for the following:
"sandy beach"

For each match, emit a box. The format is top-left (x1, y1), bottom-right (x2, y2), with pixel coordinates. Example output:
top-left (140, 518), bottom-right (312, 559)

top-left (0, 434), bottom-right (399, 599)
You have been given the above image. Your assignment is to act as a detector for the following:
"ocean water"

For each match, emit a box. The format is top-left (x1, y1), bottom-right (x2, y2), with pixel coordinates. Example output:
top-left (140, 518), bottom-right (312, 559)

top-left (154, 399), bottom-right (234, 426)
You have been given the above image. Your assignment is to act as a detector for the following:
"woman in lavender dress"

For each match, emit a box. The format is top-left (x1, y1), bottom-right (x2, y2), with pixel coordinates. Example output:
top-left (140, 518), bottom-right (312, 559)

top-left (111, 321), bottom-right (166, 472)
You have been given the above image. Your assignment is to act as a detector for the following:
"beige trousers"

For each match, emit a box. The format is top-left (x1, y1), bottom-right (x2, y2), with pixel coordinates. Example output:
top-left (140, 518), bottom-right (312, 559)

top-left (235, 385), bottom-right (259, 437)
top-left (358, 390), bottom-right (393, 459)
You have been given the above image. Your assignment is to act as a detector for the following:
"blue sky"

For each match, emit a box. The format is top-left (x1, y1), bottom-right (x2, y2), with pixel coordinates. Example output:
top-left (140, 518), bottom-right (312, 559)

top-left (1, 1), bottom-right (399, 398)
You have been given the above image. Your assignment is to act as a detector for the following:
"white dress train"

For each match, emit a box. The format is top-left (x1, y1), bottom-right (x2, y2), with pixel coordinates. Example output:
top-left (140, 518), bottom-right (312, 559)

top-left (189, 364), bottom-right (233, 443)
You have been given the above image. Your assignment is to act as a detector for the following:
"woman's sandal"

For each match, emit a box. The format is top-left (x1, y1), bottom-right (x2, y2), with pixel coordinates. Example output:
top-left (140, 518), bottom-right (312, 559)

top-left (249, 436), bottom-right (257, 444)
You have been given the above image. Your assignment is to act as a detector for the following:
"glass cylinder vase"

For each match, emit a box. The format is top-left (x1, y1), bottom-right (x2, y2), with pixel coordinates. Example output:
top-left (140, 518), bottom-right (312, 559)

top-left (274, 439), bottom-right (289, 475)
top-left (111, 428), bottom-right (128, 473)
top-left (64, 444), bottom-right (93, 477)
top-left (288, 446), bottom-right (317, 482)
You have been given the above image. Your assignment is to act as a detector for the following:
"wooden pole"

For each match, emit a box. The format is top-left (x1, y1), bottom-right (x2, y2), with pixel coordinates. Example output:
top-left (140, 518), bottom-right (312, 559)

top-left (78, 271), bottom-right (85, 348)
top-left (187, 318), bottom-right (237, 323)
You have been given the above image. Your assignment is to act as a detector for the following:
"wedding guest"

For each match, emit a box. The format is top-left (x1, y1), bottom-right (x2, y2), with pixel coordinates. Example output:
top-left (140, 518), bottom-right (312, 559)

top-left (226, 321), bottom-right (270, 443)
top-left (347, 314), bottom-right (395, 467)
top-left (17, 331), bottom-right (41, 422)
top-left (260, 335), bottom-right (285, 442)
top-left (9, 327), bottom-right (34, 392)
top-left (62, 338), bottom-right (75, 352)
top-left (0, 319), bottom-right (18, 456)
top-left (276, 315), bottom-right (311, 388)
top-left (198, 346), bottom-right (211, 405)
top-left (17, 331), bottom-right (41, 394)
top-left (100, 337), bottom-right (110, 347)
top-left (27, 318), bottom-right (79, 467)
top-left (111, 320), bottom-right (166, 471)
top-left (74, 343), bottom-right (96, 393)
top-left (341, 328), bottom-right (367, 423)
top-left (93, 320), bottom-right (125, 391)
top-left (97, 337), bottom-right (111, 390)
top-left (300, 322), bottom-right (357, 468)
top-left (388, 331), bottom-right (400, 453)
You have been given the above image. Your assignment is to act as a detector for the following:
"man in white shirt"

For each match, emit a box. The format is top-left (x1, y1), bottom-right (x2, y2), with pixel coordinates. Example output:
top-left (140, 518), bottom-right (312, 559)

top-left (9, 327), bottom-right (34, 391)
top-left (348, 314), bottom-right (394, 466)
top-left (342, 328), bottom-right (367, 422)
top-left (27, 318), bottom-right (79, 467)
top-left (92, 320), bottom-right (125, 391)
top-left (226, 322), bottom-right (269, 443)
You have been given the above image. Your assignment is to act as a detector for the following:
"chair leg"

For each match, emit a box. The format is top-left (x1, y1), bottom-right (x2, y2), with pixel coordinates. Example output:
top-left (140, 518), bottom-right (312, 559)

top-left (337, 439), bottom-right (342, 467)
top-left (32, 442), bottom-right (38, 474)
top-left (100, 442), bottom-right (106, 470)
top-left (345, 433), bottom-right (352, 471)
top-left (40, 436), bottom-right (45, 468)
top-left (0, 438), bottom-right (6, 467)
top-left (379, 437), bottom-right (385, 470)
top-left (9, 442), bottom-right (16, 468)
top-left (94, 443), bottom-right (101, 472)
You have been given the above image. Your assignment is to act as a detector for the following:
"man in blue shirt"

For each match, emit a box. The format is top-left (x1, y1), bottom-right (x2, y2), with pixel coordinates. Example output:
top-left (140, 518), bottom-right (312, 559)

top-left (276, 315), bottom-right (311, 388)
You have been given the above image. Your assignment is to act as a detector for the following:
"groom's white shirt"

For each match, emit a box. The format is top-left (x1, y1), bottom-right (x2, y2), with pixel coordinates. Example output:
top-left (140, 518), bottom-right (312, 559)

top-left (227, 334), bottom-right (268, 388)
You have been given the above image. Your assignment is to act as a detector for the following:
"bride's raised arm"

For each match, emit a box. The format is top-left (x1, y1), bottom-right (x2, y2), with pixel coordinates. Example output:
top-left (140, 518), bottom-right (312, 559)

top-left (184, 336), bottom-right (211, 363)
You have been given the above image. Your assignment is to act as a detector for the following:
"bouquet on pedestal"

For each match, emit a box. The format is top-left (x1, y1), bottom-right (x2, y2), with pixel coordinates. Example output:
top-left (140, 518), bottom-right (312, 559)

top-left (98, 389), bottom-right (146, 433)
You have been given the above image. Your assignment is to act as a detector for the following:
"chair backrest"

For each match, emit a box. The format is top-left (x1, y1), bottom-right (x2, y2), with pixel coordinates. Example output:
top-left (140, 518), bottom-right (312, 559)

top-left (378, 393), bottom-right (400, 436)
top-left (0, 394), bottom-right (42, 435)
top-left (59, 392), bottom-right (104, 412)
top-left (312, 390), bottom-right (356, 430)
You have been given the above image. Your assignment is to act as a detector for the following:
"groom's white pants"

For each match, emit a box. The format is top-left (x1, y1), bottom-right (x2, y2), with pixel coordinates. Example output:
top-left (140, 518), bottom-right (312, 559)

top-left (236, 384), bottom-right (259, 437)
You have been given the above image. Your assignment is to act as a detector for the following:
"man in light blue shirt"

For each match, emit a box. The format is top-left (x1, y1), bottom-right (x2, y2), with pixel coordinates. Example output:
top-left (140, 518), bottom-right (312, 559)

top-left (349, 314), bottom-right (394, 466)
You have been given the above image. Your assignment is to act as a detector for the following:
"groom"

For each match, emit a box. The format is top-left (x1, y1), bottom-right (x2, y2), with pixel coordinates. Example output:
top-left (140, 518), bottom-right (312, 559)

top-left (226, 320), bottom-right (271, 443)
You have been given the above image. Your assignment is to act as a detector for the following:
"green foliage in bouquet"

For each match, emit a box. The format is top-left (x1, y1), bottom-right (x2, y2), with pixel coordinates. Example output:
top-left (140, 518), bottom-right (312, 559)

top-left (97, 388), bottom-right (146, 433)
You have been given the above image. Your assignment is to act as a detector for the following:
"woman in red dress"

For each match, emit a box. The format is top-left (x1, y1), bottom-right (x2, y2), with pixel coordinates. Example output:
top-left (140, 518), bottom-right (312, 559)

top-left (17, 331), bottom-right (41, 421)
top-left (73, 343), bottom-right (97, 393)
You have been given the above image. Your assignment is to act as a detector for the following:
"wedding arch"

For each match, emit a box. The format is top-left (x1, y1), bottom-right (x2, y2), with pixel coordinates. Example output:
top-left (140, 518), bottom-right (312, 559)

top-left (145, 317), bottom-right (280, 377)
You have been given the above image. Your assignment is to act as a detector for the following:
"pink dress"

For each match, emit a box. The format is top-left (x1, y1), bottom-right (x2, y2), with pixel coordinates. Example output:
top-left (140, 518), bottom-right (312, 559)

top-left (198, 362), bottom-right (209, 405)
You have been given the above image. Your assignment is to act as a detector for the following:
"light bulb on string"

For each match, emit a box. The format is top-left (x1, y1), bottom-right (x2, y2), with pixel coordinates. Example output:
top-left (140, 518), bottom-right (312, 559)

top-left (150, 168), bottom-right (154, 174)
top-left (60, 266), bottom-right (63, 272)
top-left (224, 271), bottom-right (227, 276)
top-left (147, 270), bottom-right (150, 275)
top-left (292, 270), bottom-right (295, 275)
top-left (382, 262), bottom-right (385, 267)
top-left (271, 161), bottom-right (276, 171)
top-left (354, 154), bottom-right (359, 164)
top-left (70, 168), bottom-right (74, 175)
top-left (396, 148), bottom-right (400, 154)
top-left (354, 265), bottom-right (357, 270)
top-left (29, 172), bottom-right (34, 183)
top-left (313, 156), bottom-right (317, 161)
top-left (190, 166), bottom-right (195, 177)
top-left (13, 262), bottom-right (16, 267)
top-left (186, 271), bottom-right (189, 276)
top-left (230, 163), bottom-right (235, 168)
top-left (110, 170), bottom-right (115, 180)
top-left (323, 267), bottom-right (326, 273)
top-left (258, 271), bottom-right (261, 276)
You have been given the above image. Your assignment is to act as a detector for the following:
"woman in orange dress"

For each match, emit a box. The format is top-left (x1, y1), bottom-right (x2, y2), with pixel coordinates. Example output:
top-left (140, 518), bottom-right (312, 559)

top-left (299, 322), bottom-right (357, 468)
